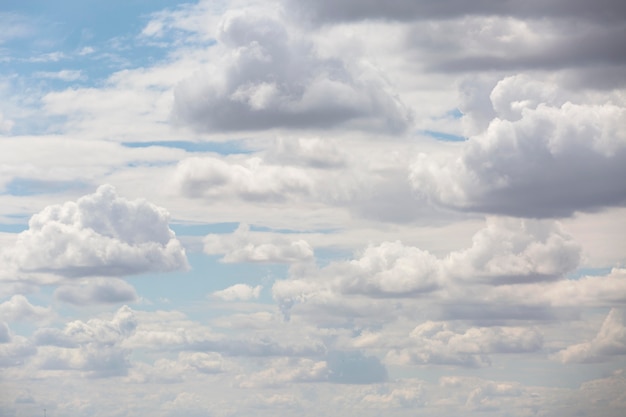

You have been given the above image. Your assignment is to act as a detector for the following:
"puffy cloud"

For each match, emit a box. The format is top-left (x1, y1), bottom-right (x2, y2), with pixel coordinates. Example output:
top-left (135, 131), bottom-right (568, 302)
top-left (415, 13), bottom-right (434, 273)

top-left (274, 218), bottom-right (582, 321)
top-left (386, 321), bottom-right (542, 368)
top-left (173, 9), bottom-right (411, 132)
top-left (33, 306), bottom-right (137, 377)
top-left (212, 284), bottom-right (262, 301)
top-left (204, 223), bottom-right (314, 264)
top-left (411, 76), bottom-right (626, 217)
top-left (0, 334), bottom-right (36, 368)
top-left (6, 184), bottom-right (188, 278)
top-left (236, 358), bottom-right (328, 388)
top-left (445, 217), bottom-right (581, 284)
top-left (174, 156), bottom-right (314, 202)
top-left (129, 352), bottom-right (226, 383)
top-left (0, 295), bottom-right (51, 322)
top-left (54, 278), bottom-right (138, 305)
top-left (556, 309), bottom-right (626, 363)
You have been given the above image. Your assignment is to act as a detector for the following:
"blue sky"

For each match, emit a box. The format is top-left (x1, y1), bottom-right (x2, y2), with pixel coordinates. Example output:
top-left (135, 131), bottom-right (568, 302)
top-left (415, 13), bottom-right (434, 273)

top-left (1, 1), bottom-right (626, 417)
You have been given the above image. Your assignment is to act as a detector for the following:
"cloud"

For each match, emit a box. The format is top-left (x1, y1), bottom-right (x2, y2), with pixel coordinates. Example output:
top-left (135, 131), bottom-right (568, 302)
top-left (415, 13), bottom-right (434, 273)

top-left (556, 308), bottom-right (626, 363)
top-left (54, 278), bottom-right (138, 305)
top-left (0, 334), bottom-right (36, 368)
top-left (212, 284), bottom-right (262, 301)
top-left (6, 184), bottom-right (188, 278)
top-left (174, 156), bottom-right (314, 202)
top-left (0, 295), bottom-right (51, 322)
top-left (204, 223), bottom-right (314, 264)
top-left (236, 358), bottom-right (328, 388)
top-left (445, 217), bottom-right (581, 285)
top-left (386, 321), bottom-right (542, 368)
top-left (273, 218), bottom-right (581, 321)
top-left (410, 76), bottom-right (626, 217)
top-left (33, 306), bottom-right (137, 377)
top-left (172, 9), bottom-right (411, 132)
top-left (0, 322), bottom-right (9, 343)
top-left (286, 0), bottom-right (626, 23)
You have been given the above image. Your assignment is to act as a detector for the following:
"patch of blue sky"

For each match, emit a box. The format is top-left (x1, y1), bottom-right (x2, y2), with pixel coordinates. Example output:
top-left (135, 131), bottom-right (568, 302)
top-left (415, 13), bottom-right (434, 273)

top-left (123, 140), bottom-right (252, 155)
top-left (129, 252), bottom-right (285, 310)
top-left (0, 223), bottom-right (28, 233)
top-left (1, 1), bottom-right (213, 90)
top-left (567, 267), bottom-right (614, 279)
top-left (446, 108), bottom-right (463, 119)
top-left (421, 129), bottom-right (467, 142)
top-left (2, 177), bottom-right (92, 196)
top-left (170, 222), bottom-right (239, 236)
top-left (248, 224), bottom-right (339, 235)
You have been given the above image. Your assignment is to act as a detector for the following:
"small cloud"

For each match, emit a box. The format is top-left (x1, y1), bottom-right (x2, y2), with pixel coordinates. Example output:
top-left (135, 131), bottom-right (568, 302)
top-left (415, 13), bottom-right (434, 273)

top-left (212, 284), bottom-right (262, 301)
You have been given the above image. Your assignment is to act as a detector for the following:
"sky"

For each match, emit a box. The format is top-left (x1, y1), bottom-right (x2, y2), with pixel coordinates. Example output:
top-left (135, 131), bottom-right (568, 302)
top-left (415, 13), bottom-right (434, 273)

top-left (0, 1), bottom-right (625, 416)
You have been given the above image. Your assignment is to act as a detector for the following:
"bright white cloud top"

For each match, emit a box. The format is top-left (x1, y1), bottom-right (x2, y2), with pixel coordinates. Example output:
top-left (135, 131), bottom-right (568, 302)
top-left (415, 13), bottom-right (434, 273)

top-left (0, 1), bottom-right (625, 417)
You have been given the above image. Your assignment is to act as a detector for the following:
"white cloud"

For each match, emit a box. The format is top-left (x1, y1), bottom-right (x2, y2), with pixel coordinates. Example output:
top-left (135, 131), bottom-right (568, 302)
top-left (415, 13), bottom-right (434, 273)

top-left (212, 283), bottom-right (262, 301)
top-left (556, 308), bottom-right (626, 363)
top-left (35, 70), bottom-right (84, 81)
top-left (174, 156), bottom-right (314, 202)
top-left (33, 306), bottom-right (136, 377)
top-left (0, 295), bottom-right (51, 322)
top-left (411, 75), bottom-right (626, 217)
top-left (386, 321), bottom-right (542, 368)
top-left (445, 217), bottom-right (581, 284)
top-left (54, 278), bottom-right (138, 305)
top-left (204, 223), bottom-right (314, 263)
top-left (5, 184), bottom-right (188, 278)
top-left (172, 8), bottom-right (411, 132)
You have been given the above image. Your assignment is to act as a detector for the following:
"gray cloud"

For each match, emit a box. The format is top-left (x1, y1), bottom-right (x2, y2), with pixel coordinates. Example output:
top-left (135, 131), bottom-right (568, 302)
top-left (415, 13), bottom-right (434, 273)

top-left (286, 0), bottom-right (626, 23)
top-left (173, 10), bottom-right (411, 133)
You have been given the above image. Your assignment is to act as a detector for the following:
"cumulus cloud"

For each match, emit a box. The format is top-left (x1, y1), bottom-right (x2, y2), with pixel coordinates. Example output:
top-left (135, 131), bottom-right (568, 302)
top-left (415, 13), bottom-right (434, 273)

top-left (0, 295), bottom-right (51, 322)
top-left (386, 321), bottom-right (542, 368)
top-left (212, 284), bottom-right (262, 301)
top-left (445, 217), bottom-right (581, 284)
top-left (54, 278), bottom-right (138, 305)
top-left (6, 184), bottom-right (188, 278)
top-left (273, 218), bottom-right (581, 320)
top-left (411, 76), bottom-right (626, 217)
top-left (33, 306), bottom-right (137, 377)
top-left (174, 156), bottom-right (313, 202)
top-left (204, 223), bottom-right (314, 264)
top-left (236, 357), bottom-right (328, 388)
top-left (556, 308), bottom-right (626, 363)
top-left (173, 9), bottom-right (411, 132)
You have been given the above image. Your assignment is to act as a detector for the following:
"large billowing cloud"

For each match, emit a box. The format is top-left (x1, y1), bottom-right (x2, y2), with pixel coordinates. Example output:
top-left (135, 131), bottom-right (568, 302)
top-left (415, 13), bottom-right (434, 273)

top-left (273, 218), bottom-right (581, 320)
top-left (411, 75), bottom-right (626, 217)
top-left (5, 184), bottom-right (188, 278)
top-left (172, 9), bottom-right (411, 132)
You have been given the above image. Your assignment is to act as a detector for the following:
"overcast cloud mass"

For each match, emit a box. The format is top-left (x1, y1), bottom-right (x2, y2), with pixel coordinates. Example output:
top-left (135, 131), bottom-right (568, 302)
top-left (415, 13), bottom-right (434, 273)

top-left (1, 1), bottom-right (625, 416)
